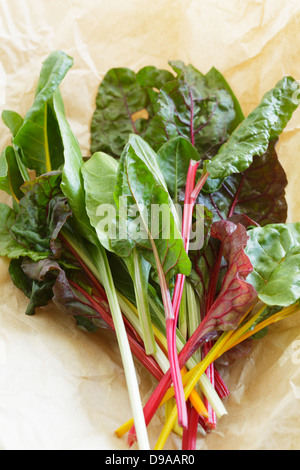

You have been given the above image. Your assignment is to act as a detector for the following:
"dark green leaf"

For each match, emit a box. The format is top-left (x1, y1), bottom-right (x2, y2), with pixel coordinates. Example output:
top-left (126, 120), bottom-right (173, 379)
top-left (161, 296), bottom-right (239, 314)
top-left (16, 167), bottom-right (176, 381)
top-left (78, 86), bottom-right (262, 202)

top-left (54, 90), bottom-right (97, 245)
top-left (7, 172), bottom-right (72, 259)
top-left (0, 146), bottom-right (27, 200)
top-left (9, 258), bottom-right (33, 298)
top-left (205, 66), bottom-right (245, 133)
top-left (11, 258), bottom-right (59, 315)
top-left (107, 251), bottom-right (136, 306)
top-left (207, 76), bottom-right (300, 180)
top-left (0, 203), bottom-right (46, 261)
top-left (12, 51), bottom-right (73, 175)
top-left (145, 61), bottom-right (237, 155)
top-left (91, 66), bottom-right (174, 158)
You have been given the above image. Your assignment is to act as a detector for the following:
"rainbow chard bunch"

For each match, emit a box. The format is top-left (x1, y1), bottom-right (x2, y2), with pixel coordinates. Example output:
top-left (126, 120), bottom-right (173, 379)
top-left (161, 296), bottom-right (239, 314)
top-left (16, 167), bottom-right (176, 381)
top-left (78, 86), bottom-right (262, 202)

top-left (1, 51), bottom-right (300, 450)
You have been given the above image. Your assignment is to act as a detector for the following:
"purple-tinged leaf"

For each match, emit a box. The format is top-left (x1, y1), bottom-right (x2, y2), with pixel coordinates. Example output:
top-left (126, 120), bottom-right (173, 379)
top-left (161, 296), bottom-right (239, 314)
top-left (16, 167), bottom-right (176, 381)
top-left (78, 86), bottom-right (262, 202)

top-left (198, 141), bottom-right (288, 226)
top-left (91, 66), bottom-right (174, 158)
top-left (205, 221), bottom-right (258, 328)
top-left (145, 62), bottom-right (237, 155)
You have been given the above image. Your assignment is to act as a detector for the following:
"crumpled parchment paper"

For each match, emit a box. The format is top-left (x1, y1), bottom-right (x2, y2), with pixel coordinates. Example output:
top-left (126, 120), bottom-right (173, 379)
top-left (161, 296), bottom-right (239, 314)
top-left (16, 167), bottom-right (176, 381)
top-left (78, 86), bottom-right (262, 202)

top-left (1, 0), bottom-right (300, 451)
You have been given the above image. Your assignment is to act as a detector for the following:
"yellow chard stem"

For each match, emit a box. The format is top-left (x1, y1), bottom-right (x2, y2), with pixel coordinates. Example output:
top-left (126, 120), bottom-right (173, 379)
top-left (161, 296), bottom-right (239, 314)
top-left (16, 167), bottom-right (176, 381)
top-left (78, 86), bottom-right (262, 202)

top-left (226, 303), bottom-right (300, 350)
top-left (154, 333), bottom-right (231, 450)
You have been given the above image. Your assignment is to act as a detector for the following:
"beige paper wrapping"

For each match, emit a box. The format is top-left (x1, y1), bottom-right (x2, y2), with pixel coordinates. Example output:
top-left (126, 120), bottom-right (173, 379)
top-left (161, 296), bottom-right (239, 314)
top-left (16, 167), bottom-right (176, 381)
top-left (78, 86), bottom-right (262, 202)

top-left (0, 0), bottom-right (300, 450)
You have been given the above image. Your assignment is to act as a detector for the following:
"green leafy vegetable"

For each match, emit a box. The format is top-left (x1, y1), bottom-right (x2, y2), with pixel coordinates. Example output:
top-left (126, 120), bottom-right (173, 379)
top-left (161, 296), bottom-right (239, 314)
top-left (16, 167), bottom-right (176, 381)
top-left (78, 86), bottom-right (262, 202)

top-left (112, 134), bottom-right (191, 280)
top-left (156, 137), bottom-right (201, 202)
top-left (246, 222), bottom-right (300, 306)
top-left (2, 51), bottom-right (300, 452)
top-left (145, 61), bottom-right (239, 155)
top-left (0, 203), bottom-right (48, 261)
top-left (55, 86), bottom-right (151, 448)
top-left (198, 140), bottom-right (288, 226)
top-left (82, 150), bottom-right (156, 354)
top-left (0, 146), bottom-right (25, 200)
top-left (11, 172), bottom-right (72, 259)
top-left (91, 65), bottom-right (174, 158)
top-left (9, 52), bottom-right (72, 175)
top-left (207, 76), bottom-right (300, 180)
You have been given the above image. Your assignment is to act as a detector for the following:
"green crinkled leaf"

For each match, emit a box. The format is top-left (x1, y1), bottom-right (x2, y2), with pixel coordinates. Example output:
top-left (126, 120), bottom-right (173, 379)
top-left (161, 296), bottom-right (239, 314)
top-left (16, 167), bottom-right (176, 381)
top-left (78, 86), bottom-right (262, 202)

top-left (10, 172), bottom-right (72, 259)
top-left (0, 203), bottom-right (47, 261)
top-left (11, 51), bottom-right (73, 175)
top-left (204, 66), bottom-right (245, 133)
top-left (207, 76), bottom-right (300, 180)
top-left (9, 258), bottom-right (57, 315)
top-left (90, 66), bottom-right (174, 158)
top-left (145, 61), bottom-right (238, 155)
top-left (0, 172), bottom-right (72, 263)
top-left (245, 222), bottom-right (300, 306)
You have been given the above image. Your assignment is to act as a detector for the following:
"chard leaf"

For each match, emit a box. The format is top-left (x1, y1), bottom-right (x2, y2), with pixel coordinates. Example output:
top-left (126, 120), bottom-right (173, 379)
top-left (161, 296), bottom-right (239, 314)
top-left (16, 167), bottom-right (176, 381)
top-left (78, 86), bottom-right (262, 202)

top-left (0, 203), bottom-right (47, 261)
top-left (107, 251), bottom-right (137, 306)
top-left (81, 152), bottom-right (119, 251)
top-left (0, 148), bottom-right (13, 195)
top-left (0, 145), bottom-right (26, 200)
top-left (0, 172), bottom-right (72, 263)
top-left (204, 66), bottom-right (245, 132)
top-left (198, 140), bottom-right (288, 226)
top-left (145, 61), bottom-right (238, 155)
top-left (82, 150), bottom-right (157, 354)
top-left (207, 221), bottom-right (258, 329)
top-left (9, 258), bottom-right (33, 298)
top-left (187, 221), bottom-right (258, 358)
top-left (188, 235), bottom-right (221, 317)
top-left (51, 268), bottom-right (108, 332)
top-left (112, 135), bottom-right (191, 281)
top-left (207, 76), bottom-right (300, 180)
top-left (189, 220), bottom-right (258, 336)
top-left (245, 222), bottom-right (300, 306)
top-left (10, 172), bottom-right (72, 259)
top-left (2, 110), bottom-right (31, 184)
top-left (9, 258), bottom-right (58, 315)
top-left (156, 137), bottom-right (201, 202)
top-left (91, 66), bottom-right (174, 158)
top-left (12, 51), bottom-right (73, 175)
top-left (53, 90), bottom-right (97, 245)
top-left (18, 258), bottom-right (105, 328)
top-left (2, 110), bottom-right (24, 137)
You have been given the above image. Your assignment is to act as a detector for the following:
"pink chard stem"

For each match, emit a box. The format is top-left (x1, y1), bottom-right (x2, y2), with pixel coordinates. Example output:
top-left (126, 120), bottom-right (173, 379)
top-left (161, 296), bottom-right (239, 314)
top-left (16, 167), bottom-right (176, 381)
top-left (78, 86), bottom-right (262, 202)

top-left (127, 168), bottom-right (211, 445)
